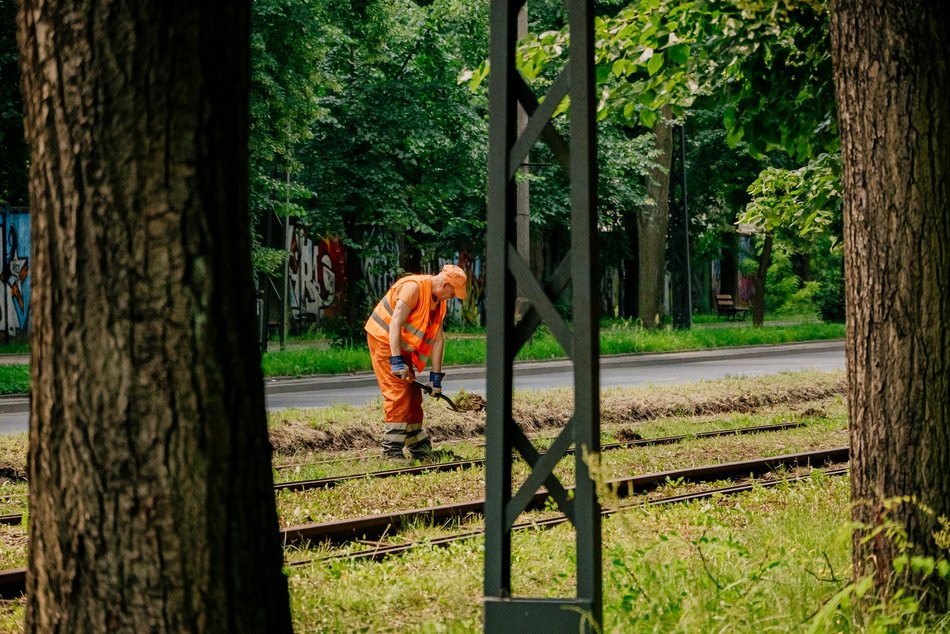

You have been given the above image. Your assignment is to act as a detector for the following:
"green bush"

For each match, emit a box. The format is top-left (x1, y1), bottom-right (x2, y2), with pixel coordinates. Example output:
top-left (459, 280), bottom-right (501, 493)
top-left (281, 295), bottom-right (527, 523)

top-left (815, 270), bottom-right (846, 323)
top-left (778, 280), bottom-right (820, 317)
top-left (765, 250), bottom-right (802, 313)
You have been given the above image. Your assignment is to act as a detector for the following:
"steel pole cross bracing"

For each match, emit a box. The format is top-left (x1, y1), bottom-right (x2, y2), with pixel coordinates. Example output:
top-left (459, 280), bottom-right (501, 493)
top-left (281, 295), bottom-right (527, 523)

top-left (484, 1), bottom-right (601, 631)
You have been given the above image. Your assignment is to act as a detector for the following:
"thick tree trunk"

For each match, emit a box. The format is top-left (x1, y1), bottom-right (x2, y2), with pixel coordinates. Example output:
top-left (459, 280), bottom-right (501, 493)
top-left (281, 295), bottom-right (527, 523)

top-left (750, 233), bottom-right (772, 327)
top-left (17, 2), bottom-right (292, 631)
top-left (830, 0), bottom-right (950, 606)
top-left (637, 106), bottom-right (674, 329)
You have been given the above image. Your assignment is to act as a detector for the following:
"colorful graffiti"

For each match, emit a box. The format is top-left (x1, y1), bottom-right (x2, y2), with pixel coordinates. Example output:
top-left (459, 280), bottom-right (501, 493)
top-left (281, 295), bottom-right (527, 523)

top-left (288, 224), bottom-right (347, 324)
top-left (1, 207), bottom-right (30, 337)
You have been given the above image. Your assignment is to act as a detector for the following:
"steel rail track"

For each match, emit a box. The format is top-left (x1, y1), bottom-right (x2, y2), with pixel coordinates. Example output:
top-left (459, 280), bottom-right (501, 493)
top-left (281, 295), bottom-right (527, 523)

top-left (272, 421), bottom-right (804, 473)
top-left (306, 467), bottom-right (850, 564)
top-left (0, 457), bottom-right (849, 598)
top-left (279, 446), bottom-right (848, 547)
top-left (272, 421), bottom-right (804, 493)
top-left (0, 422), bottom-right (806, 527)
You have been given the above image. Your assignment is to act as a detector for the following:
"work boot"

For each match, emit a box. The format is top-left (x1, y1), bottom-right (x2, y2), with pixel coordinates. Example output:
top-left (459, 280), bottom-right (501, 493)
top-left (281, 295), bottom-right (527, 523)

top-left (382, 423), bottom-right (408, 460)
top-left (407, 437), bottom-right (433, 461)
top-left (382, 439), bottom-right (407, 461)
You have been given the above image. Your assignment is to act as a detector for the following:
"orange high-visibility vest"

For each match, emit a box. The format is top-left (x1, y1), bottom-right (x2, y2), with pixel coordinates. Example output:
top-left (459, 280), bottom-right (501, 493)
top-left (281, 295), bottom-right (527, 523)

top-left (365, 275), bottom-right (447, 372)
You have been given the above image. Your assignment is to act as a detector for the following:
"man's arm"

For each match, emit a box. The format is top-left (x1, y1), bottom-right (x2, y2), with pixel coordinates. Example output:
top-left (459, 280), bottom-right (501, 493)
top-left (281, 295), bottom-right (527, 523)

top-left (430, 327), bottom-right (445, 373)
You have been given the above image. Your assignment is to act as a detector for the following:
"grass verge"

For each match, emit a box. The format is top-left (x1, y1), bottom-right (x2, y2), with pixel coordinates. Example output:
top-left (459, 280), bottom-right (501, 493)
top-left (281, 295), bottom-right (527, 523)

top-left (265, 322), bottom-right (844, 377)
top-left (0, 322), bottom-right (843, 393)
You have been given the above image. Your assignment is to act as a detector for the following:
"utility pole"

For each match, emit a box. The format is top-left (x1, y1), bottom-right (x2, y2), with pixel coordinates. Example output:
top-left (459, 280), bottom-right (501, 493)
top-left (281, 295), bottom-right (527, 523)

top-left (668, 124), bottom-right (692, 329)
top-left (281, 168), bottom-right (291, 350)
top-left (514, 4), bottom-right (531, 320)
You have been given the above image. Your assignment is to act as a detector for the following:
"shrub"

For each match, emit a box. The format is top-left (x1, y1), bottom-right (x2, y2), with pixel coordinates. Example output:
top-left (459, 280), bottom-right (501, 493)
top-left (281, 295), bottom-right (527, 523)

top-left (814, 271), bottom-right (845, 323)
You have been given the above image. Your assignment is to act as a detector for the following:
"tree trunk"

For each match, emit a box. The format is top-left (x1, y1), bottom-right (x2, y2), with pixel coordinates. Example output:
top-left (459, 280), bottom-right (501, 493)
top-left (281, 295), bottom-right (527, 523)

top-left (719, 227), bottom-right (738, 299)
top-left (17, 2), bottom-right (292, 631)
top-left (830, 0), bottom-right (950, 607)
top-left (637, 106), bottom-right (674, 329)
top-left (750, 233), bottom-right (772, 327)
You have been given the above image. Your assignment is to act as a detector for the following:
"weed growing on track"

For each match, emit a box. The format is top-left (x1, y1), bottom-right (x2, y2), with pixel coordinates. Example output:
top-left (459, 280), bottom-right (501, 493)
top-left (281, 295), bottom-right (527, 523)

top-left (269, 405), bottom-right (848, 527)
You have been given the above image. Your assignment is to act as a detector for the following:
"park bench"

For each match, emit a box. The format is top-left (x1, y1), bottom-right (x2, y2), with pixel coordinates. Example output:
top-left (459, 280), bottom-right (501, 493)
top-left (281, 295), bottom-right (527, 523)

top-left (715, 294), bottom-right (749, 321)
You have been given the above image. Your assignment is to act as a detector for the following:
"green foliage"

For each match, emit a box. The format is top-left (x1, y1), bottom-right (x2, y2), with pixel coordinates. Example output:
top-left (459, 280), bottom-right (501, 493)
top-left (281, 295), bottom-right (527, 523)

top-left (814, 266), bottom-right (845, 323)
top-left (509, 0), bottom-right (835, 162)
top-left (741, 152), bottom-right (842, 246)
top-left (250, 0), bottom-right (337, 235)
top-left (764, 249), bottom-right (800, 312)
top-left (298, 0), bottom-right (488, 265)
top-left (808, 498), bottom-right (950, 632)
top-left (0, 0), bottom-right (29, 205)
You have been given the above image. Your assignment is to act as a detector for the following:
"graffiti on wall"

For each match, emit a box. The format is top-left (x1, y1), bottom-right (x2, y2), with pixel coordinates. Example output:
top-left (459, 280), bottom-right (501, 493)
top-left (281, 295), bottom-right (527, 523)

top-left (288, 224), bottom-right (347, 324)
top-left (1, 207), bottom-right (31, 337)
top-left (285, 226), bottom-right (482, 326)
top-left (737, 235), bottom-right (757, 305)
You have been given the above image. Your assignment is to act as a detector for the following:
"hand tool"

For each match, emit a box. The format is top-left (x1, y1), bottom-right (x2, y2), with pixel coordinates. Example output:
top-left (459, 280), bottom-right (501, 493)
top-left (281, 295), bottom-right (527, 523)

top-left (412, 380), bottom-right (462, 412)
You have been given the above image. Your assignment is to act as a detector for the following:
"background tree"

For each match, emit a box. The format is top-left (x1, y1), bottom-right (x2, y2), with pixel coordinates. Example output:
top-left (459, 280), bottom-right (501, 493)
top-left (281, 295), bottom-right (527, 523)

top-left (740, 153), bottom-right (843, 324)
top-left (267, 0), bottom-right (489, 337)
top-left (250, 0), bottom-right (338, 275)
top-left (515, 0), bottom-right (839, 325)
top-left (17, 1), bottom-right (292, 629)
top-left (683, 104), bottom-right (764, 312)
top-left (0, 0), bottom-right (28, 206)
top-left (830, 0), bottom-right (950, 607)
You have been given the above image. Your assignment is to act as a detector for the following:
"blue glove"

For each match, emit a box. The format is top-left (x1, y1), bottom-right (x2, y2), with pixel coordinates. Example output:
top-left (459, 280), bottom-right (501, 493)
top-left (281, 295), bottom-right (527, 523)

top-left (428, 371), bottom-right (446, 396)
top-left (390, 355), bottom-right (410, 380)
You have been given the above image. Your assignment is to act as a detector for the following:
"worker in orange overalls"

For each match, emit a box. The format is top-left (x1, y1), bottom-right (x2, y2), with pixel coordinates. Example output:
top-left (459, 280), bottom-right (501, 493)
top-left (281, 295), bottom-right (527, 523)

top-left (364, 264), bottom-right (467, 460)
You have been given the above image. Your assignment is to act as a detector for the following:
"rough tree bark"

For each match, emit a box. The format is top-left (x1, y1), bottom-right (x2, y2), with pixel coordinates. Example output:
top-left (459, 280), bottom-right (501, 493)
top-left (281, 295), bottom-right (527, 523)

top-left (637, 106), bottom-right (674, 329)
top-left (830, 0), bottom-right (950, 606)
top-left (17, 2), bottom-right (293, 631)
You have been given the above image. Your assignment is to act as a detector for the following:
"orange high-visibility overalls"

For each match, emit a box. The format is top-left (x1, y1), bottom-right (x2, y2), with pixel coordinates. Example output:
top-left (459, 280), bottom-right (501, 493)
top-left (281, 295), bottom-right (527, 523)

top-left (365, 275), bottom-right (447, 457)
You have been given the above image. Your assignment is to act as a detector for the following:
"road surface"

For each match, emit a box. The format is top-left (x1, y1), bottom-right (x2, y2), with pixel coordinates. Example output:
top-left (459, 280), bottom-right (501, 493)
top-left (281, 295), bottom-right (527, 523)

top-left (0, 340), bottom-right (844, 434)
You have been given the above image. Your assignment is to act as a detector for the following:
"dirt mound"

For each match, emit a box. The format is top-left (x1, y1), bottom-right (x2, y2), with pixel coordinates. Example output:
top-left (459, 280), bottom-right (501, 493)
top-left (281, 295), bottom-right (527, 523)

top-left (453, 390), bottom-right (486, 412)
top-left (614, 428), bottom-right (644, 442)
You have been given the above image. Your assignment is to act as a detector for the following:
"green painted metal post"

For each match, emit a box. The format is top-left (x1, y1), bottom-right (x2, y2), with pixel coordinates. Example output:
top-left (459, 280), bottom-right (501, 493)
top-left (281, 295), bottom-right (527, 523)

top-left (484, 0), bottom-right (519, 605)
top-left (484, 0), bottom-right (601, 631)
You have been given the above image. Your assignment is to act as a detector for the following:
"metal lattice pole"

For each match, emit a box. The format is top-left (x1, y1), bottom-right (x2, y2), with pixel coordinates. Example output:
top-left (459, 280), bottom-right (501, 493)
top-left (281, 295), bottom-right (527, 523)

top-left (484, 0), bottom-right (601, 630)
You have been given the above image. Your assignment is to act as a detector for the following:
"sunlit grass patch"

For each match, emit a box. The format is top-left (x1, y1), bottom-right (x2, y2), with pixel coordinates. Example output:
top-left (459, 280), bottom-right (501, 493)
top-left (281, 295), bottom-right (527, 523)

top-left (286, 476), bottom-right (855, 633)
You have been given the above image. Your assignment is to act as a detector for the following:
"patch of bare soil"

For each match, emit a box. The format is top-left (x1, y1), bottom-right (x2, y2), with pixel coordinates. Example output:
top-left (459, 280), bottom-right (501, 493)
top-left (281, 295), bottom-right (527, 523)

top-left (269, 421), bottom-right (378, 455)
top-left (268, 373), bottom-right (846, 457)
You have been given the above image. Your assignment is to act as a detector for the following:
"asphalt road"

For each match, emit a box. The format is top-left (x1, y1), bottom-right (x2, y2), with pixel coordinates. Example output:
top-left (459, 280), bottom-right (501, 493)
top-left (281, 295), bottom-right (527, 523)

top-left (0, 340), bottom-right (844, 434)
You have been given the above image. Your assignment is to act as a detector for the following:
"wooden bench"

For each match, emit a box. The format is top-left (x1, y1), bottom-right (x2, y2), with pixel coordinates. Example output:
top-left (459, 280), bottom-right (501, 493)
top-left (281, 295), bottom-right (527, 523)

top-left (715, 294), bottom-right (749, 320)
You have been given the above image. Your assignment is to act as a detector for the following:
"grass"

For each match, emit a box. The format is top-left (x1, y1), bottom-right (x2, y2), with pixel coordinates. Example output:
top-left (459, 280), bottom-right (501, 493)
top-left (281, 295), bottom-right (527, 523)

top-left (0, 367), bottom-right (29, 396)
top-left (286, 477), bottom-right (949, 633)
top-left (1, 368), bottom-right (947, 632)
